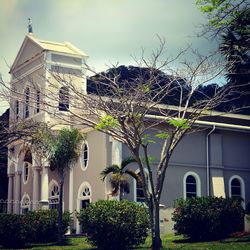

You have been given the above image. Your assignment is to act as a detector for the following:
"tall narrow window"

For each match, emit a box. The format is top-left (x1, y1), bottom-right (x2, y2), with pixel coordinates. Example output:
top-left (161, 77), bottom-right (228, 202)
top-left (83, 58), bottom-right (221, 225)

top-left (59, 87), bottom-right (69, 111)
top-left (231, 178), bottom-right (241, 199)
top-left (36, 90), bottom-right (40, 113)
top-left (24, 87), bottom-right (30, 118)
top-left (23, 150), bottom-right (32, 184)
top-left (23, 162), bottom-right (29, 184)
top-left (81, 142), bottom-right (89, 171)
top-left (229, 175), bottom-right (245, 208)
top-left (15, 100), bottom-right (19, 121)
top-left (186, 175), bottom-right (197, 198)
top-left (183, 172), bottom-right (201, 199)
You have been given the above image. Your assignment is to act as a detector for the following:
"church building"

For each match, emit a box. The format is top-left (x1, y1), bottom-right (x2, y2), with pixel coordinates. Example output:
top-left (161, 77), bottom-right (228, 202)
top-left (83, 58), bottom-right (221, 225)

top-left (7, 29), bottom-right (250, 233)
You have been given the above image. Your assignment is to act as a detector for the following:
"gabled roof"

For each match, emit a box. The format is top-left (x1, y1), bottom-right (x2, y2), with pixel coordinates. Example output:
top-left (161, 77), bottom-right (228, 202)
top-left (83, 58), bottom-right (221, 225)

top-left (10, 34), bottom-right (88, 73)
top-left (31, 35), bottom-right (87, 57)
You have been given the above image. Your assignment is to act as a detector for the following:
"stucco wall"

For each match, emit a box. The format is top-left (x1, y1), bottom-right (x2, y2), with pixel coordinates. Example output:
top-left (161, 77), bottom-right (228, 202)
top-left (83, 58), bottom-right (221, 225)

top-left (121, 128), bottom-right (250, 207)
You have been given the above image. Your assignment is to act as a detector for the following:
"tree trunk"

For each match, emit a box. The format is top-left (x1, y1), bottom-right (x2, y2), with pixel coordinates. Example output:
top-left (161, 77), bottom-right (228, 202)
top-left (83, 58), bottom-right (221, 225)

top-left (149, 201), bottom-right (162, 250)
top-left (58, 174), bottom-right (64, 243)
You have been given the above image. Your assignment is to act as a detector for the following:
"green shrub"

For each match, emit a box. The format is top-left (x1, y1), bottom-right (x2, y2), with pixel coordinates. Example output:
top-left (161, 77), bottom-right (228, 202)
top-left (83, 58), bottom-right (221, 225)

top-left (77, 200), bottom-right (149, 249)
top-left (25, 209), bottom-right (72, 243)
top-left (172, 197), bottom-right (245, 241)
top-left (0, 210), bottom-right (71, 247)
top-left (0, 214), bottom-right (27, 248)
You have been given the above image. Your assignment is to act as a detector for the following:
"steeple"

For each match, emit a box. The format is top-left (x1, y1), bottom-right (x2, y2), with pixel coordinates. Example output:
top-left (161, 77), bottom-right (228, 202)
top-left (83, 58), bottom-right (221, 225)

top-left (28, 18), bottom-right (33, 33)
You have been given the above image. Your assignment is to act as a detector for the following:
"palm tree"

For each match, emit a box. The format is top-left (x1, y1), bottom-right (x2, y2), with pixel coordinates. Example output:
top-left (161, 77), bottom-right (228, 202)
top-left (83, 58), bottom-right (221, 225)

top-left (43, 128), bottom-right (83, 242)
top-left (219, 8), bottom-right (250, 85)
top-left (101, 157), bottom-right (140, 198)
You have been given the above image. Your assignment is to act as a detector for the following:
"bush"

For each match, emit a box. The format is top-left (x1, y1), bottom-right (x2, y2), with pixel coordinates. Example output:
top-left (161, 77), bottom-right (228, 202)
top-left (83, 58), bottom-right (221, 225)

top-left (0, 214), bottom-right (27, 248)
top-left (25, 209), bottom-right (72, 243)
top-left (0, 210), bottom-right (72, 248)
top-left (172, 197), bottom-right (245, 241)
top-left (77, 200), bottom-right (149, 249)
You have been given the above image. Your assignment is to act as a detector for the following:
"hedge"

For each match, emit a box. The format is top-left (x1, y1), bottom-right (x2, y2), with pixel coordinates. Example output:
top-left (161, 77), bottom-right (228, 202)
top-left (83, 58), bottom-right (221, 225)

top-left (77, 200), bottom-right (149, 249)
top-left (0, 210), bottom-right (71, 248)
top-left (172, 197), bottom-right (245, 241)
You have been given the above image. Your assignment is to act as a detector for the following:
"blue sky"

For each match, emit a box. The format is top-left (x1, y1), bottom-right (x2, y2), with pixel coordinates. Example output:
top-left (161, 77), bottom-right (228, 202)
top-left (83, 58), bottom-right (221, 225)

top-left (0, 0), bottom-right (220, 114)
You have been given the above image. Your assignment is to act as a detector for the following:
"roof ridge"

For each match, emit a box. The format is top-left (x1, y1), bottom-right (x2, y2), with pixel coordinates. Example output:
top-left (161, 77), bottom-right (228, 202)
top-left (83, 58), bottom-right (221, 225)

top-left (38, 39), bottom-right (65, 46)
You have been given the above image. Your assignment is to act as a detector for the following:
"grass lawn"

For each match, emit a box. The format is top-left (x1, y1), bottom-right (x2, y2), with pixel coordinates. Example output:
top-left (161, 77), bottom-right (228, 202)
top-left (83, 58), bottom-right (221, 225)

top-left (26, 233), bottom-right (250, 250)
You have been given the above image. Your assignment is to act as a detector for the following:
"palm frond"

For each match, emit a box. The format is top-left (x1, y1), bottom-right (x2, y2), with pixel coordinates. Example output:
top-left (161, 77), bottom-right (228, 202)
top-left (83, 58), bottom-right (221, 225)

top-left (100, 164), bottom-right (120, 181)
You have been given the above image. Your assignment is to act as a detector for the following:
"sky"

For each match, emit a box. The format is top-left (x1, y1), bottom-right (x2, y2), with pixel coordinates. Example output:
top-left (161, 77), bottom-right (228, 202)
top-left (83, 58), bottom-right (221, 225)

top-left (0, 0), bottom-right (220, 114)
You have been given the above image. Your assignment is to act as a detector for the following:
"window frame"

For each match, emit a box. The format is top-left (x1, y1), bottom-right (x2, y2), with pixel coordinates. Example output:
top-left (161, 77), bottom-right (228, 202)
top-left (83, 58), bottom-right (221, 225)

top-left (49, 180), bottom-right (60, 210)
top-left (15, 100), bottom-right (19, 121)
top-left (80, 141), bottom-right (89, 171)
top-left (59, 86), bottom-right (69, 111)
top-left (77, 182), bottom-right (92, 233)
top-left (21, 193), bottom-right (31, 214)
top-left (183, 171), bottom-right (201, 200)
top-left (36, 90), bottom-right (40, 113)
top-left (229, 175), bottom-right (245, 208)
top-left (23, 162), bottom-right (30, 184)
top-left (24, 87), bottom-right (30, 118)
top-left (77, 182), bottom-right (92, 208)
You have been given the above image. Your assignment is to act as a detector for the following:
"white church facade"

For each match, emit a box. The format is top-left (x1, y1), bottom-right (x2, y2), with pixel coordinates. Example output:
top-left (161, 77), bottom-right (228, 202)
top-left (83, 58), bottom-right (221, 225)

top-left (7, 33), bottom-right (250, 233)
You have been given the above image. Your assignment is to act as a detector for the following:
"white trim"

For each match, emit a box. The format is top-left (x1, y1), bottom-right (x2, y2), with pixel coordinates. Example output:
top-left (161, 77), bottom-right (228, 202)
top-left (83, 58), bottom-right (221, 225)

top-left (145, 114), bottom-right (250, 131)
top-left (76, 182), bottom-right (92, 234)
top-left (206, 125), bottom-right (216, 196)
top-left (48, 179), bottom-right (59, 209)
top-left (48, 179), bottom-right (59, 192)
top-left (69, 167), bottom-right (74, 212)
top-left (22, 162), bottom-right (30, 184)
top-left (80, 141), bottom-right (89, 171)
top-left (46, 61), bottom-right (84, 70)
top-left (228, 175), bottom-right (245, 208)
top-left (20, 193), bottom-right (31, 214)
top-left (11, 63), bottom-right (44, 83)
top-left (183, 171), bottom-right (201, 199)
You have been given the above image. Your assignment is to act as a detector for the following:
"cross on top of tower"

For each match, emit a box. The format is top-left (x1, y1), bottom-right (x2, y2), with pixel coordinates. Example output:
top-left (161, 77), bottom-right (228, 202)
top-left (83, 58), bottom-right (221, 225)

top-left (28, 18), bottom-right (33, 33)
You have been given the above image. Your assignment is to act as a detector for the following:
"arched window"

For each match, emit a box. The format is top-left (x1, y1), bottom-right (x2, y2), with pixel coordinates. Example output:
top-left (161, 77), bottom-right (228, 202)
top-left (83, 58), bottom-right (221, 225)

top-left (183, 172), bottom-right (201, 199)
top-left (78, 182), bottom-right (91, 209)
top-left (77, 182), bottom-right (92, 234)
top-left (15, 100), bottom-right (19, 121)
top-left (81, 142), bottom-right (89, 171)
top-left (186, 175), bottom-right (196, 198)
top-left (59, 87), bottom-right (69, 111)
top-left (23, 162), bottom-right (29, 184)
top-left (231, 178), bottom-right (241, 198)
top-left (49, 180), bottom-right (59, 209)
top-left (24, 87), bottom-right (30, 118)
top-left (23, 150), bottom-right (32, 184)
top-left (36, 90), bottom-right (40, 113)
top-left (229, 175), bottom-right (245, 207)
top-left (21, 193), bottom-right (30, 214)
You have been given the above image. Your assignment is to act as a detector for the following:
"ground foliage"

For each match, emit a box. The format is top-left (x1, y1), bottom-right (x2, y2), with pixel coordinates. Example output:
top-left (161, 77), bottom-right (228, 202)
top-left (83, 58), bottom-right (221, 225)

top-left (173, 197), bottom-right (245, 241)
top-left (77, 200), bottom-right (149, 249)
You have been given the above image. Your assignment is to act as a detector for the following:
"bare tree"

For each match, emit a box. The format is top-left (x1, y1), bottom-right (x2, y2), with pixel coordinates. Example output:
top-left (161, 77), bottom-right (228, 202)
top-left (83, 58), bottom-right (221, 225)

top-left (33, 39), bottom-right (249, 250)
top-left (0, 39), bottom-right (247, 249)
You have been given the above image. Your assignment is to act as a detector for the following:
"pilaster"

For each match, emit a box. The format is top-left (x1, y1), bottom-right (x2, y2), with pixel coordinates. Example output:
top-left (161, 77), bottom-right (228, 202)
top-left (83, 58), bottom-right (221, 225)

top-left (32, 166), bottom-right (41, 209)
top-left (7, 174), bottom-right (14, 213)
